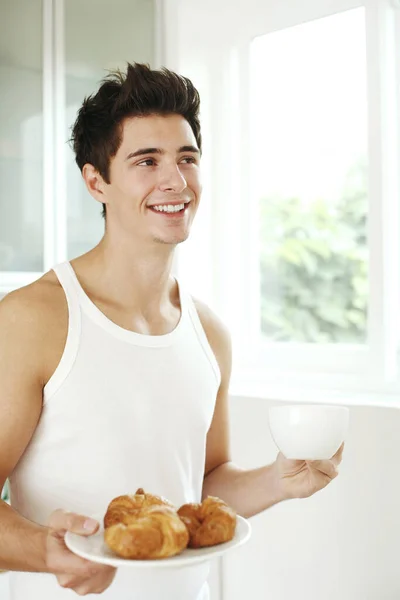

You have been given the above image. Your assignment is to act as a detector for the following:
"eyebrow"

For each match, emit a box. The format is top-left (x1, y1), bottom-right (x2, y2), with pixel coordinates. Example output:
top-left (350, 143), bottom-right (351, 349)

top-left (125, 145), bottom-right (200, 161)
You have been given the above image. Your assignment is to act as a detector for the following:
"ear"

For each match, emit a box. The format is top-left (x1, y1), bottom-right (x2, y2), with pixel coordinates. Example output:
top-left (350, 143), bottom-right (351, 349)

top-left (82, 164), bottom-right (108, 207)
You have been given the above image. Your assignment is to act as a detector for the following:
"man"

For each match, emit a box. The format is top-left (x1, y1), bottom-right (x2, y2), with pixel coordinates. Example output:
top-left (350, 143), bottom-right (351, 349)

top-left (0, 63), bottom-right (343, 600)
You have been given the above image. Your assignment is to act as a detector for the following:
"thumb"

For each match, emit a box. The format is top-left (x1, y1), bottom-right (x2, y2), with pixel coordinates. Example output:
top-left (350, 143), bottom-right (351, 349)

top-left (48, 509), bottom-right (99, 537)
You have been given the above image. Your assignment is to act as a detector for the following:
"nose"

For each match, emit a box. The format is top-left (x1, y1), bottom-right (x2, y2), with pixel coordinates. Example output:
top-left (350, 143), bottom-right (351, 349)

top-left (158, 162), bottom-right (187, 194)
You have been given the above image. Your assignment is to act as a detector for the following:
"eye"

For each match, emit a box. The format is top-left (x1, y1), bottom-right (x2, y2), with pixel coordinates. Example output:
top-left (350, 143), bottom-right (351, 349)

top-left (180, 156), bottom-right (198, 164)
top-left (137, 158), bottom-right (156, 166)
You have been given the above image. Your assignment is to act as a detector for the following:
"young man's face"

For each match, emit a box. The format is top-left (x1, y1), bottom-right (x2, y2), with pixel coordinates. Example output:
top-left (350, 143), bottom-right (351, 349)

top-left (102, 113), bottom-right (201, 246)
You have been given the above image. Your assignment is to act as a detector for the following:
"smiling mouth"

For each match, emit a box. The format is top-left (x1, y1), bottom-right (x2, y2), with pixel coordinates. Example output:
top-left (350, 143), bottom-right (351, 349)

top-left (148, 201), bottom-right (190, 216)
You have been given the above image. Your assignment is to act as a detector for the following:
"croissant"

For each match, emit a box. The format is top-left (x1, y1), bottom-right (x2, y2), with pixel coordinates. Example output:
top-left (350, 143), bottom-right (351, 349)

top-left (177, 496), bottom-right (237, 548)
top-left (103, 489), bottom-right (188, 559)
top-left (104, 488), bottom-right (174, 529)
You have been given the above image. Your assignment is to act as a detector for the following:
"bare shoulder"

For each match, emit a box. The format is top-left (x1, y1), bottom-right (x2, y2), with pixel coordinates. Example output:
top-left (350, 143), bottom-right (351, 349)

top-left (0, 272), bottom-right (68, 385)
top-left (192, 297), bottom-right (232, 376)
top-left (0, 273), bottom-right (68, 482)
top-left (0, 271), bottom-right (65, 326)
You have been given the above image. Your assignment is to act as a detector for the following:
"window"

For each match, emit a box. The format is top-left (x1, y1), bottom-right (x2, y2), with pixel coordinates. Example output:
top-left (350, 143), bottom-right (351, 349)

top-left (174, 0), bottom-right (400, 393)
top-left (251, 9), bottom-right (368, 345)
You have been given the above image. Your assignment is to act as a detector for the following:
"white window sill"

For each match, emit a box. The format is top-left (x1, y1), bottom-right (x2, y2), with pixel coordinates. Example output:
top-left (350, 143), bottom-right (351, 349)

top-left (229, 374), bottom-right (400, 409)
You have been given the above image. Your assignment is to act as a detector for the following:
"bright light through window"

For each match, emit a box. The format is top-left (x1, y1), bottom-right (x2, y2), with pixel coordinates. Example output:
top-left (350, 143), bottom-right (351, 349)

top-left (250, 8), bottom-right (368, 344)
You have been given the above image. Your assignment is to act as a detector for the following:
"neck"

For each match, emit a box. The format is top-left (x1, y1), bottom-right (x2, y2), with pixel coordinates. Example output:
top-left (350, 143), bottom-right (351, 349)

top-left (73, 234), bottom-right (177, 315)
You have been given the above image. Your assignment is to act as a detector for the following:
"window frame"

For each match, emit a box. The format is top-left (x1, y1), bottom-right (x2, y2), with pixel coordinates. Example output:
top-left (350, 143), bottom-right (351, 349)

top-left (172, 0), bottom-right (400, 394)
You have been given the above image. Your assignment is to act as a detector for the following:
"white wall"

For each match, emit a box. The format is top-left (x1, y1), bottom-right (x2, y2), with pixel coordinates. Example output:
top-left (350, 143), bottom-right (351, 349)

top-left (217, 396), bottom-right (400, 600)
top-left (0, 573), bottom-right (9, 597)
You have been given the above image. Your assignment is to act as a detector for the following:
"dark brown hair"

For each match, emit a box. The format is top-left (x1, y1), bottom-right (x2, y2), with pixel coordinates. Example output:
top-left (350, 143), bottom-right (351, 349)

top-left (70, 62), bottom-right (202, 218)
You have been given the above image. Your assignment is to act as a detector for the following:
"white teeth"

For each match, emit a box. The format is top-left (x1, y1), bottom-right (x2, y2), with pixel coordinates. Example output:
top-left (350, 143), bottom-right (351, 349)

top-left (151, 203), bottom-right (185, 213)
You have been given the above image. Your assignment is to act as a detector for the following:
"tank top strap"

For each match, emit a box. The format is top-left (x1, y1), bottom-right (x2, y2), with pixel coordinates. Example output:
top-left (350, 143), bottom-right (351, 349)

top-left (43, 262), bottom-right (82, 402)
top-left (183, 291), bottom-right (221, 387)
top-left (52, 262), bottom-right (80, 299)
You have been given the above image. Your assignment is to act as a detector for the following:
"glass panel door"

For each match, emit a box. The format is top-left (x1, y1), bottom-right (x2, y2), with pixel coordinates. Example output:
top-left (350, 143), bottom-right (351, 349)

top-left (0, 0), bottom-right (44, 271)
top-left (64, 0), bottom-right (156, 259)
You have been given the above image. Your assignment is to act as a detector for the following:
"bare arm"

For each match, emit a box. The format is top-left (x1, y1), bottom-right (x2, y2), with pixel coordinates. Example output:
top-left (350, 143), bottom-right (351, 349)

top-left (0, 290), bottom-right (49, 571)
top-left (198, 301), bottom-right (343, 518)
top-left (0, 284), bottom-right (115, 594)
top-left (196, 300), bottom-right (284, 518)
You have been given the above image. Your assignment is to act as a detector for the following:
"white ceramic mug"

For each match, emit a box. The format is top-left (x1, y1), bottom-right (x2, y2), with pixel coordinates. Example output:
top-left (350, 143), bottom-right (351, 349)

top-left (268, 404), bottom-right (349, 460)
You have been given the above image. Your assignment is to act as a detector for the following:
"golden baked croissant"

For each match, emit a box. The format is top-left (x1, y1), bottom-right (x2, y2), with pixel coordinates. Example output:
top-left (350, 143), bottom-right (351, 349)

top-left (177, 496), bottom-right (237, 548)
top-left (104, 505), bottom-right (189, 559)
top-left (104, 488), bottom-right (174, 529)
top-left (103, 489), bottom-right (188, 559)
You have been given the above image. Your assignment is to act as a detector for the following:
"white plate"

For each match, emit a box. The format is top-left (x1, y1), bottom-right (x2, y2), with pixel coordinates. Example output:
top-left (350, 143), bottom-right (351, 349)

top-left (65, 513), bottom-right (251, 569)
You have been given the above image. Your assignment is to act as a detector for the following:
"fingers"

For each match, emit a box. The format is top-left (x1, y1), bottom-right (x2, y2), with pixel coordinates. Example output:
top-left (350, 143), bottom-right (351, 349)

top-left (331, 442), bottom-right (344, 467)
top-left (307, 445), bottom-right (344, 479)
top-left (310, 459), bottom-right (339, 480)
top-left (307, 442), bottom-right (345, 476)
top-left (57, 564), bottom-right (116, 595)
top-left (48, 509), bottom-right (99, 536)
top-left (46, 509), bottom-right (116, 596)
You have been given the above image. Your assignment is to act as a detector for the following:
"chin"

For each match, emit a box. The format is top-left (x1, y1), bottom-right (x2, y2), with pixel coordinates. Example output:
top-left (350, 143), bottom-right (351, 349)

top-left (153, 231), bottom-right (191, 245)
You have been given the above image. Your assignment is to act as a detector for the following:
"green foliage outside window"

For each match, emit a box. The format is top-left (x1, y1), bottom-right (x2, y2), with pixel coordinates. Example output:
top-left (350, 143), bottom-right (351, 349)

top-left (1, 480), bottom-right (9, 502)
top-left (260, 159), bottom-right (368, 343)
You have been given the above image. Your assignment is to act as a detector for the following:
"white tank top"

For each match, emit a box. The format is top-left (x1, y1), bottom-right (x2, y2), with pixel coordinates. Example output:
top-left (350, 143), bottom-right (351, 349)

top-left (9, 262), bottom-right (220, 600)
